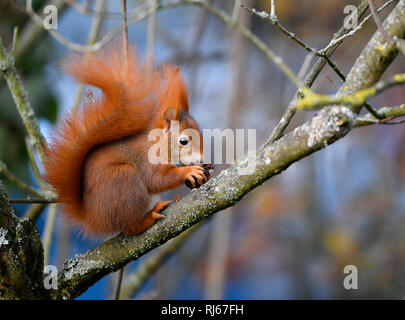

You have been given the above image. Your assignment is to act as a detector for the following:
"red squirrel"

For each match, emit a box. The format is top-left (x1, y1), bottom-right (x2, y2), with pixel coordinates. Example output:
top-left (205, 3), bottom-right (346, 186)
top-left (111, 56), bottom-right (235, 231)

top-left (44, 43), bottom-right (210, 236)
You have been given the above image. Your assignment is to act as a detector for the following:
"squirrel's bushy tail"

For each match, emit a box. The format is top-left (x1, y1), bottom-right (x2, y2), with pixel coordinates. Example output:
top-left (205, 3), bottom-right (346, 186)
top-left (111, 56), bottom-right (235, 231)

top-left (44, 43), bottom-right (161, 224)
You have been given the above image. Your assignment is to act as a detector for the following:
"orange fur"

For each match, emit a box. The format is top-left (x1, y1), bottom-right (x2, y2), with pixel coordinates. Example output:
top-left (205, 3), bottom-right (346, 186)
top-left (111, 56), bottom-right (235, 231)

top-left (44, 43), bottom-right (206, 236)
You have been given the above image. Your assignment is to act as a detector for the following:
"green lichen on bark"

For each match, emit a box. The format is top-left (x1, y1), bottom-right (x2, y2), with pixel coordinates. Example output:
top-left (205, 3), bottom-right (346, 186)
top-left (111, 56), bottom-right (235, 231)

top-left (0, 180), bottom-right (46, 300)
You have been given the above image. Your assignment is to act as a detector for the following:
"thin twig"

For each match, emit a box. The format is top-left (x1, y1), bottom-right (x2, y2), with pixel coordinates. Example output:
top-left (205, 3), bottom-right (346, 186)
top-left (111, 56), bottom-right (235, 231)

top-left (24, 132), bottom-right (55, 222)
top-left (72, 0), bottom-right (105, 110)
top-left (297, 53), bottom-right (315, 81)
top-left (121, 0), bottom-right (129, 64)
top-left (364, 102), bottom-right (385, 119)
top-left (146, 0), bottom-right (158, 68)
top-left (114, 0), bottom-right (130, 301)
top-left (9, 198), bottom-right (56, 204)
top-left (12, 27), bottom-right (19, 58)
top-left (270, 0), bottom-right (275, 18)
top-left (114, 267), bottom-right (124, 300)
top-left (356, 117), bottom-right (405, 125)
top-left (241, 4), bottom-right (346, 81)
top-left (325, 75), bottom-right (339, 90)
top-left (25, 136), bottom-right (47, 190)
top-left (355, 104), bottom-right (405, 127)
top-left (0, 161), bottom-right (45, 198)
top-left (24, 203), bottom-right (47, 221)
top-left (231, 0), bottom-right (241, 21)
top-left (42, 203), bottom-right (58, 266)
top-left (298, 73), bottom-right (405, 109)
top-left (64, 0), bottom-right (150, 19)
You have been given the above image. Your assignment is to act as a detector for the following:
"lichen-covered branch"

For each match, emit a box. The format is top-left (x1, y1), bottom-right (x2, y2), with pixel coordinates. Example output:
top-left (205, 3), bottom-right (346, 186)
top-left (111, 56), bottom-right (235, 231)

top-left (0, 180), bottom-right (46, 299)
top-left (368, 0), bottom-right (405, 56)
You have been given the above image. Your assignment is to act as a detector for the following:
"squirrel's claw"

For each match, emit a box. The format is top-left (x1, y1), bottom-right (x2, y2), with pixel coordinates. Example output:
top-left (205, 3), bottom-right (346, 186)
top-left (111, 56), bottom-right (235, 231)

top-left (185, 164), bottom-right (213, 189)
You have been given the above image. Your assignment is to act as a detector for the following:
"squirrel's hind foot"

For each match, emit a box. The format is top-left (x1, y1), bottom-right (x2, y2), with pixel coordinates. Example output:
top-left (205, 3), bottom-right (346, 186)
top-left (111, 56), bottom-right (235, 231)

top-left (134, 200), bottom-right (172, 234)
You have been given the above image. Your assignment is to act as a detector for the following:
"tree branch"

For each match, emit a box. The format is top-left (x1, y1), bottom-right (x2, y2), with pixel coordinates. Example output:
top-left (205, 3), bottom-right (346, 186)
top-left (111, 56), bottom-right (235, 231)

top-left (0, 37), bottom-right (47, 164)
top-left (355, 104), bottom-right (405, 127)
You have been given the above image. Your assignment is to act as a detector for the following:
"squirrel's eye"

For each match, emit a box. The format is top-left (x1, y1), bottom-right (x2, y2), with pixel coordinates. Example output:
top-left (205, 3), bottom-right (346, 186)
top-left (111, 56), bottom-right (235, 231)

top-left (179, 137), bottom-right (189, 146)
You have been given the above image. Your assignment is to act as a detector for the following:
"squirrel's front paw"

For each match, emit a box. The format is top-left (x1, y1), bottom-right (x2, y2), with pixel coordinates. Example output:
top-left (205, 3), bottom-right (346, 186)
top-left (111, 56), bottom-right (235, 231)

top-left (183, 165), bottom-right (207, 189)
top-left (184, 164), bottom-right (213, 189)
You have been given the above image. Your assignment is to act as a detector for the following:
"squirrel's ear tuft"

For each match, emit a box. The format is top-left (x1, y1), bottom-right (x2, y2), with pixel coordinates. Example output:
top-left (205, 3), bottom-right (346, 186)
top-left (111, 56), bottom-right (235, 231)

top-left (157, 65), bottom-right (189, 113)
top-left (162, 106), bottom-right (178, 130)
